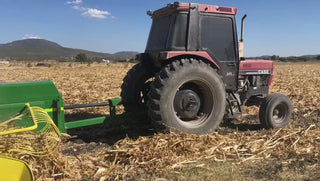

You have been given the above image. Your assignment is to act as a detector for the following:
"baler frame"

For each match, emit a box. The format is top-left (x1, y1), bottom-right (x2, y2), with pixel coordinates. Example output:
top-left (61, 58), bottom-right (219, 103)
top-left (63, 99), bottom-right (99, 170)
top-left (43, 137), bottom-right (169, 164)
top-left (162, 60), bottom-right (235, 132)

top-left (0, 80), bottom-right (135, 133)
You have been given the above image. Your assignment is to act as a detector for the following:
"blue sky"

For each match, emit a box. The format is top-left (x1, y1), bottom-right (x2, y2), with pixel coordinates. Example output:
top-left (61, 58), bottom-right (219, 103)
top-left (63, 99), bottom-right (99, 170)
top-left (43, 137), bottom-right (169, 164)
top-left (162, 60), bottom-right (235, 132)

top-left (0, 0), bottom-right (319, 56)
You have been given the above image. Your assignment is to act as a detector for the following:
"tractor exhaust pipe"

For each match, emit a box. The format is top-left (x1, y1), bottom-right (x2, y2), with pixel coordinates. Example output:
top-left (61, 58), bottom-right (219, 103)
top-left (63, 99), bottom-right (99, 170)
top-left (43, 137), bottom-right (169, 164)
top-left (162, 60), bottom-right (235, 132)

top-left (240, 14), bottom-right (247, 42)
top-left (239, 14), bottom-right (247, 60)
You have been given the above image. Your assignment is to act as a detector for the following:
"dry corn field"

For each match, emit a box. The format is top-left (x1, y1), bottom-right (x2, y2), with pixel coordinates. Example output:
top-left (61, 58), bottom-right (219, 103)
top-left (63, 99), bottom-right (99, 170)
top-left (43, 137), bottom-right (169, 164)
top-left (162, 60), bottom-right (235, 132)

top-left (1, 61), bottom-right (320, 180)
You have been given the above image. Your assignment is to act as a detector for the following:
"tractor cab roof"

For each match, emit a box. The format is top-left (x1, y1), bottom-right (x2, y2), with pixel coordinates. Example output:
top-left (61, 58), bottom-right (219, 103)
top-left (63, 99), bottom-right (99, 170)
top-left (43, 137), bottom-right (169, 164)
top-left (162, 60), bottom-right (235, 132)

top-left (149, 2), bottom-right (237, 19)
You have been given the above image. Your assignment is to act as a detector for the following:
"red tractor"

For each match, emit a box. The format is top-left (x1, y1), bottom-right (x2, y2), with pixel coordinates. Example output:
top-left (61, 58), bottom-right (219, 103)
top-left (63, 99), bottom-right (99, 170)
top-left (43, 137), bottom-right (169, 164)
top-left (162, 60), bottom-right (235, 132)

top-left (121, 2), bottom-right (292, 134)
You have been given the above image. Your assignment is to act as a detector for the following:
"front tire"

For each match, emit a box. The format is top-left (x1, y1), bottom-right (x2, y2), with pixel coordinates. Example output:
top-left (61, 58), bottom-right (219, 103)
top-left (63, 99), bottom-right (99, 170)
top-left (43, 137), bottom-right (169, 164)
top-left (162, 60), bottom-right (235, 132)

top-left (147, 59), bottom-right (226, 134)
top-left (259, 93), bottom-right (292, 128)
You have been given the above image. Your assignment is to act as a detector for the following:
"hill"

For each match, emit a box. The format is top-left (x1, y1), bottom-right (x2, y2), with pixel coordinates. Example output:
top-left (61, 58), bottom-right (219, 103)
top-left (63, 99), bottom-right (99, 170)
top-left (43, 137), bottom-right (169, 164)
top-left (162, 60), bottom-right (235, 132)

top-left (0, 39), bottom-right (139, 61)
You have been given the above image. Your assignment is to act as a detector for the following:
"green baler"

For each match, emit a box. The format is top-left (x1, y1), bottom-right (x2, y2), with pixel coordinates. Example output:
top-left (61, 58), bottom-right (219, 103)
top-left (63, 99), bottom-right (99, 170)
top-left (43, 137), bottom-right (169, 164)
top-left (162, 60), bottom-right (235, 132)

top-left (0, 80), bottom-right (127, 133)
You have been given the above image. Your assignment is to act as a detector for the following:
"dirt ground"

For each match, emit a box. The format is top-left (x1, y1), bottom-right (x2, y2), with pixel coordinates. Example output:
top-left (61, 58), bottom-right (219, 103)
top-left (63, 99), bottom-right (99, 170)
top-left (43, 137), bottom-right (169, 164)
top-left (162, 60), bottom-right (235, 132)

top-left (1, 61), bottom-right (320, 180)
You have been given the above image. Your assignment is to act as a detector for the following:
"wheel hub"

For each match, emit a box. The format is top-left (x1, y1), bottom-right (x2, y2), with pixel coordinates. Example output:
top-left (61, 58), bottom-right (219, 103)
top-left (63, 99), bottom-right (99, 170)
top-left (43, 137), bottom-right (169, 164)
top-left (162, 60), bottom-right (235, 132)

top-left (174, 89), bottom-right (201, 119)
top-left (273, 104), bottom-right (287, 123)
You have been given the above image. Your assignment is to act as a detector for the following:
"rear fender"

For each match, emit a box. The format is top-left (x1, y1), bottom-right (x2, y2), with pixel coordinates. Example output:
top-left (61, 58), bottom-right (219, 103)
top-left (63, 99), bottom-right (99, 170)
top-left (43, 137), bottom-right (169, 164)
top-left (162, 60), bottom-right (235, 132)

top-left (163, 51), bottom-right (220, 70)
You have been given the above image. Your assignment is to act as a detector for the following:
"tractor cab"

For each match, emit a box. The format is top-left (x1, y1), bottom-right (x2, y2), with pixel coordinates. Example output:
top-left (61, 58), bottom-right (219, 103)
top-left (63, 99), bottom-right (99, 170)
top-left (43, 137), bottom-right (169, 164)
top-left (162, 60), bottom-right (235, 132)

top-left (142, 2), bottom-right (240, 91)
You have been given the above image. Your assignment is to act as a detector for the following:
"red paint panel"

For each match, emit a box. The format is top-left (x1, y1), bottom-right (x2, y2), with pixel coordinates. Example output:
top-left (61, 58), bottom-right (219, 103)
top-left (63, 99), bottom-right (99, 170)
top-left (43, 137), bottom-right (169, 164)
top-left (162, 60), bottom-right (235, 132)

top-left (166, 51), bottom-right (220, 70)
top-left (152, 2), bottom-right (189, 19)
top-left (268, 74), bottom-right (274, 86)
top-left (176, 2), bottom-right (190, 11)
top-left (198, 4), bottom-right (237, 15)
top-left (152, 2), bottom-right (237, 19)
top-left (240, 59), bottom-right (274, 70)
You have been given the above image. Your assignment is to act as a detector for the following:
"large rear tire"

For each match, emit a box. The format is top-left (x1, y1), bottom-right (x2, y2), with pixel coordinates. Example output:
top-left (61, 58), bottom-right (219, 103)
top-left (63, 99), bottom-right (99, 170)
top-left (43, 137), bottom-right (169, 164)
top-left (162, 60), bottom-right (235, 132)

top-left (147, 59), bottom-right (226, 134)
top-left (121, 62), bottom-right (155, 112)
top-left (259, 93), bottom-right (292, 128)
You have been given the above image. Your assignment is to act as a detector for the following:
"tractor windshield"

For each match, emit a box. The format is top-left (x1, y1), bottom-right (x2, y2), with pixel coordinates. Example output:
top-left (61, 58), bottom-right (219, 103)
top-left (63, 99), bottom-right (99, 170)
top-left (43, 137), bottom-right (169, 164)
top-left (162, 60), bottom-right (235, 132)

top-left (145, 13), bottom-right (188, 53)
top-left (145, 15), bottom-right (172, 52)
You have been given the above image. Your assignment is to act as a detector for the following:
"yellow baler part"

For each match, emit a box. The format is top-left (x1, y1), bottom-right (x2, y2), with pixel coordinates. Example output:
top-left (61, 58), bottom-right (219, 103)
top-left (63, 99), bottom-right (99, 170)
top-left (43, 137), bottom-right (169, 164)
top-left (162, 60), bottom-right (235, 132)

top-left (0, 156), bottom-right (34, 181)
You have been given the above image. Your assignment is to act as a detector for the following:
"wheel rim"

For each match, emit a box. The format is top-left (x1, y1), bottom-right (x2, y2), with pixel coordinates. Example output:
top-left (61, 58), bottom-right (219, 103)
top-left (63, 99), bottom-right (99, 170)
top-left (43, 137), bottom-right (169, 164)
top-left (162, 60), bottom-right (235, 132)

top-left (272, 103), bottom-right (288, 123)
top-left (173, 80), bottom-right (214, 127)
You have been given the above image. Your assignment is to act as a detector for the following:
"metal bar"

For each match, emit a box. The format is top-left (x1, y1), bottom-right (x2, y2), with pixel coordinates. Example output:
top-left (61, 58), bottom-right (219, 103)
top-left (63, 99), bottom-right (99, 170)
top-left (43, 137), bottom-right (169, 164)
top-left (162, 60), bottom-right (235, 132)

top-left (63, 98), bottom-right (123, 131)
top-left (64, 112), bottom-right (148, 130)
top-left (187, 3), bottom-right (199, 51)
top-left (64, 116), bottom-right (107, 129)
top-left (64, 102), bottom-right (109, 109)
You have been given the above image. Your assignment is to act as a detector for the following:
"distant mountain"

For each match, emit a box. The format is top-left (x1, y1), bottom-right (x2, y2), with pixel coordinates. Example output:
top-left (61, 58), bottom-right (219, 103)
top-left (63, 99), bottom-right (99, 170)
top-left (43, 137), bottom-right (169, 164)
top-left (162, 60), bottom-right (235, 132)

top-left (0, 39), bottom-right (139, 61)
top-left (2, 39), bottom-right (316, 62)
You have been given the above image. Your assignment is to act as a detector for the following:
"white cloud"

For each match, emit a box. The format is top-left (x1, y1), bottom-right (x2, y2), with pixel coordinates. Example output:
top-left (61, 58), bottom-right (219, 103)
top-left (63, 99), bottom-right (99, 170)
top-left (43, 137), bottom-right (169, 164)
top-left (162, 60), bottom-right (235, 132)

top-left (82, 8), bottom-right (111, 19)
top-left (23, 34), bottom-right (41, 39)
top-left (66, 0), bottom-right (113, 19)
top-left (66, 0), bottom-right (82, 5)
top-left (72, 5), bottom-right (86, 11)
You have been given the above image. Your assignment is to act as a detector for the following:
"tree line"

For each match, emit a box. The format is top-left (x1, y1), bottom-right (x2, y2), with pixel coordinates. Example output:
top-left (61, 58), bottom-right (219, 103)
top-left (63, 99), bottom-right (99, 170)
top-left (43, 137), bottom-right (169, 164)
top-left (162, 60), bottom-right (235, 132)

top-left (270, 55), bottom-right (320, 62)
